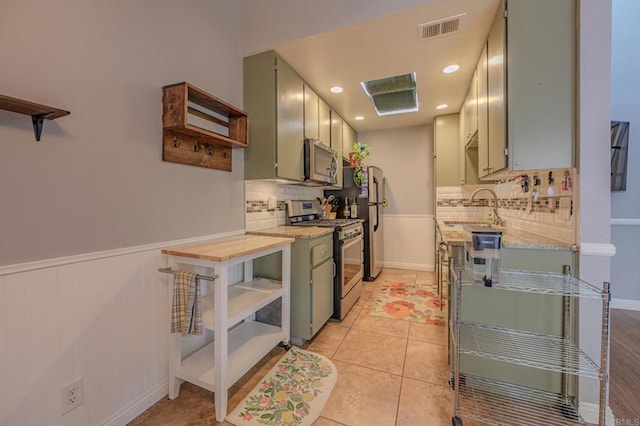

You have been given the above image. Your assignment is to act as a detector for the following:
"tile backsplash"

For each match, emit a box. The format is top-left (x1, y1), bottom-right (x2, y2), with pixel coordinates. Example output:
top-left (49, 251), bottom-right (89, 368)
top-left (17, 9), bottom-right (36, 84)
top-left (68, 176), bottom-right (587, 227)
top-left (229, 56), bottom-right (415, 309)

top-left (436, 169), bottom-right (576, 244)
top-left (245, 181), bottom-right (323, 230)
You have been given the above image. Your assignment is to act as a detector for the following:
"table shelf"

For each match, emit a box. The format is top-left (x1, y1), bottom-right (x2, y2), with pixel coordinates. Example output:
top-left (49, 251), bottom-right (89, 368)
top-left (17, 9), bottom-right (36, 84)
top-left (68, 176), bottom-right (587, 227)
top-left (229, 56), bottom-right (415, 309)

top-left (164, 234), bottom-right (292, 422)
top-left (201, 277), bottom-right (283, 330)
top-left (177, 321), bottom-right (284, 392)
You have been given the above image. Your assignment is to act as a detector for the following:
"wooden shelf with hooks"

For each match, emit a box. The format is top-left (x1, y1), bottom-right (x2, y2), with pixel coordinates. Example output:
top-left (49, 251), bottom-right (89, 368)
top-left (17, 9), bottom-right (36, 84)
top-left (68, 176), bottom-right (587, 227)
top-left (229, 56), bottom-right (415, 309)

top-left (162, 82), bottom-right (248, 171)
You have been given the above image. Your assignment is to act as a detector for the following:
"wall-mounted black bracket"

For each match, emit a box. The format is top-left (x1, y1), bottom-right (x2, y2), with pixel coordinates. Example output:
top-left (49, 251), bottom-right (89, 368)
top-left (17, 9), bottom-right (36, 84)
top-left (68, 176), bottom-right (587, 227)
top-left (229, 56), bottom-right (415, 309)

top-left (31, 113), bottom-right (51, 142)
top-left (0, 94), bottom-right (69, 141)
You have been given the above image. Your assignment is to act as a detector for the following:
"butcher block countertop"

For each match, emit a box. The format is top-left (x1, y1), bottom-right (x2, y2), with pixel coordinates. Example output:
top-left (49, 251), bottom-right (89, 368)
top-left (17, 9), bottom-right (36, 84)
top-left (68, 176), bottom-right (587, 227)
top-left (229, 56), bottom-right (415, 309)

top-left (162, 234), bottom-right (294, 262)
top-left (247, 226), bottom-right (333, 239)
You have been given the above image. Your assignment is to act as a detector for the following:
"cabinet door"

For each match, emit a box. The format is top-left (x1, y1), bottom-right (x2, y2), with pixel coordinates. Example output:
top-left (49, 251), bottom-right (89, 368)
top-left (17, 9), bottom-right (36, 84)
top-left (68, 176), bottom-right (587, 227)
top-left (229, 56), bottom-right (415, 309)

top-left (507, 0), bottom-right (574, 170)
top-left (469, 68), bottom-right (478, 138)
top-left (304, 85), bottom-right (319, 139)
top-left (330, 111), bottom-right (344, 188)
top-left (463, 72), bottom-right (478, 143)
top-left (342, 123), bottom-right (356, 161)
top-left (311, 259), bottom-right (334, 336)
top-left (477, 42), bottom-right (490, 177)
top-left (276, 59), bottom-right (305, 181)
top-left (319, 98), bottom-right (331, 144)
top-left (487, 4), bottom-right (507, 176)
top-left (434, 114), bottom-right (461, 187)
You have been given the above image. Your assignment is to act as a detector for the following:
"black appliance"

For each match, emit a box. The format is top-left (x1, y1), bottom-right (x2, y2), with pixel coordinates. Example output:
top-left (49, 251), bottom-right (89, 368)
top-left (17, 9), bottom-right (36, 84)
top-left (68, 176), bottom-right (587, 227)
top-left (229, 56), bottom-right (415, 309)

top-left (325, 165), bottom-right (384, 281)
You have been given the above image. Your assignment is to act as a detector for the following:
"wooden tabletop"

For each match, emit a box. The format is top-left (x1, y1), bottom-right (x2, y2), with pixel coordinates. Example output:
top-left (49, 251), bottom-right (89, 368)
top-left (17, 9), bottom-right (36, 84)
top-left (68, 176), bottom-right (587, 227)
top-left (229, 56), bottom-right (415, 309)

top-left (247, 226), bottom-right (333, 239)
top-left (162, 234), bottom-right (294, 262)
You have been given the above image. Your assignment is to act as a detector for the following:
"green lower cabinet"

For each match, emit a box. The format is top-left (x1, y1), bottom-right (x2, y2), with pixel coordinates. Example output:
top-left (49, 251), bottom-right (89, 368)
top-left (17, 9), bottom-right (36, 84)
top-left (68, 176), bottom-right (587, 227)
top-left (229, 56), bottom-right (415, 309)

top-left (311, 257), bottom-right (334, 336)
top-left (451, 247), bottom-right (577, 395)
top-left (254, 233), bottom-right (334, 342)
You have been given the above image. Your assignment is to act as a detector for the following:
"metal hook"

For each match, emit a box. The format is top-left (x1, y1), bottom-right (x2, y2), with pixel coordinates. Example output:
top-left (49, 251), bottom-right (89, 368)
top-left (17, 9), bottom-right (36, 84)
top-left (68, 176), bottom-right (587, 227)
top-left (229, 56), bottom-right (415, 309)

top-left (173, 136), bottom-right (180, 148)
top-left (223, 152), bottom-right (230, 159)
top-left (204, 143), bottom-right (213, 156)
top-left (194, 142), bottom-right (200, 152)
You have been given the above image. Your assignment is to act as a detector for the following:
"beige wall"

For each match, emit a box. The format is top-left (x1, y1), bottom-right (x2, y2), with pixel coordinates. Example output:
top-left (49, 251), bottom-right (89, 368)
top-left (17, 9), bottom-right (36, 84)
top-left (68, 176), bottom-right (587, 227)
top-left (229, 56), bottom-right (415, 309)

top-left (0, 0), bottom-right (245, 266)
top-left (359, 124), bottom-right (434, 216)
top-left (359, 124), bottom-right (435, 270)
top-left (0, 2), bottom-right (246, 424)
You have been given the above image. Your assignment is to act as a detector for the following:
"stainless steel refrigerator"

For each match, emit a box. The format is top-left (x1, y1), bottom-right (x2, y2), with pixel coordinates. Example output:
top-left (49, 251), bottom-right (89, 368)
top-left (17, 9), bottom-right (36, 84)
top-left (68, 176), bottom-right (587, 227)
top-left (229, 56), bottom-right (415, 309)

top-left (325, 165), bottom-right (384, 280)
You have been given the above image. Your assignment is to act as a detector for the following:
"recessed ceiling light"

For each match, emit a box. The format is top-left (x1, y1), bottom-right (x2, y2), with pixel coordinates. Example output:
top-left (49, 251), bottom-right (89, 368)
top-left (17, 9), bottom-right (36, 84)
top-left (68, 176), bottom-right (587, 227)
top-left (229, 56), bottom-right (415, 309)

top-left (436, 104), bottom-right (448, 110)
top-left (330, 86), bottom-right (344, 93)
top-left (442, 64), bottom-right (460, 74)
top-left (354, 116), bottom-right (365, 121)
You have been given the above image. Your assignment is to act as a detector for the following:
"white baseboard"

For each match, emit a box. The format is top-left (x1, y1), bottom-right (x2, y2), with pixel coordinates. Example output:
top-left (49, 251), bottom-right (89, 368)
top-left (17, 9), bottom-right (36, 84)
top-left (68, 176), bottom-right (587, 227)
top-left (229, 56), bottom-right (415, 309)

top-left (611, 298), bottom-right (640, 311)
top-left (383, 261), bottom-right (434, 271)
top-left (579, 401), bottom-right (615, 425)
top-left (101, 380), bottom-right (168, 426)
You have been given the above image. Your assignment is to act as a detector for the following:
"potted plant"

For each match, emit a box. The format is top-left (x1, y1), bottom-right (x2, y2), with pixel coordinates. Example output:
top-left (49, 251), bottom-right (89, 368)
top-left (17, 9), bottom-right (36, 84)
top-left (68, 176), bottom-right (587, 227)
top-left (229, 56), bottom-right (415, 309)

top-left (350, 142), bottom-right (370, 187)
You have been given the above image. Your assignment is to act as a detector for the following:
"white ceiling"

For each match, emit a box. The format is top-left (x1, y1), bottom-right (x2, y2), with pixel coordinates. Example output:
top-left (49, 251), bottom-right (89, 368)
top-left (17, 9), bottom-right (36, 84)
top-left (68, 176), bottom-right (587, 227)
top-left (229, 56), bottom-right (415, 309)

top-left (273, 0), bottom-right (500, 133)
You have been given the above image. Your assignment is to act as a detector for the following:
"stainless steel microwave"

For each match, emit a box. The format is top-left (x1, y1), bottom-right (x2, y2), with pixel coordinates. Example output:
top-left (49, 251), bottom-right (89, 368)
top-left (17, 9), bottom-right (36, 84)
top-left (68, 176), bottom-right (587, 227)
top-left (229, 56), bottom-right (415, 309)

top-left (304, 138), bottom-right (338, 185)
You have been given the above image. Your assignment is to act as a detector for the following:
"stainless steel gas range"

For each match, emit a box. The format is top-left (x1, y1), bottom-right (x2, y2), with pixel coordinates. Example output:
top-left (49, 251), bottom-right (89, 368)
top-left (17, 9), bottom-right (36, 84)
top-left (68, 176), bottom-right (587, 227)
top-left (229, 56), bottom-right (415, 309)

top-left (287, 200), bottom-right (364, 319)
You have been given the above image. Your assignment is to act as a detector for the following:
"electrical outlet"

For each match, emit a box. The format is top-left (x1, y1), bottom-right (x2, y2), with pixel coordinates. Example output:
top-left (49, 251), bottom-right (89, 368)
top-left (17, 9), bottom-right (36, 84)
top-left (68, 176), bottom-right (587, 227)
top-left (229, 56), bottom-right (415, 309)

top-left (60, 377), bottom-right (84, 416)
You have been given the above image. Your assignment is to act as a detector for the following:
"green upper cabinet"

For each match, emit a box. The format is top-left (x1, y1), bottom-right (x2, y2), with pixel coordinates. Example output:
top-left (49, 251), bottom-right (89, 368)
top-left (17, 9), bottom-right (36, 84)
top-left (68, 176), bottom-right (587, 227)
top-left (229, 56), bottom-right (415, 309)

top-left (304, 85), bottom-right (319, 140)
top-left (477, 42), bottom-right (491, 178)
top-left (485, 6), bottom-right (507, 178)
top-left (303, 85), bottom-right (331, 144)
top-left (482, 0), bottom-right (575, 178)
top-left (462, 69), bottom-right (478, 143)
top-left (244, 51), bottom-right (305, 182)
top-left (342, 122), bottom-right (357, 162)
top-left (506, 0), bottom-right (574, 171)
top-left (319, 98), bottom-right (331, 144)
top-left (330, 110), bottom-right (344, 188)
top-left (435, 114), bottom-right (461, 187)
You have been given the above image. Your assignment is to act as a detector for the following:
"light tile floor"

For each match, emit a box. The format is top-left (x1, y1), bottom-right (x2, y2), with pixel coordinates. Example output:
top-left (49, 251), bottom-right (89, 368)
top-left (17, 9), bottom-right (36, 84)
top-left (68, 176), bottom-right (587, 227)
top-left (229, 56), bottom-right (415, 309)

top-left (129, 269), bottom-right (453, 425)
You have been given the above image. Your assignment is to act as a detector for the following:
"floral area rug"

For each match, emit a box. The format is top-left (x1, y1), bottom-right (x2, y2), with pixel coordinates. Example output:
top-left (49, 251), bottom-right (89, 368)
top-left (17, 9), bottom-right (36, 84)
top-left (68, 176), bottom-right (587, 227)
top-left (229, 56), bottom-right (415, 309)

top-left (369, 281), bottom-right (447, 325)
top-left (226, 347), bottom-right (337, 426)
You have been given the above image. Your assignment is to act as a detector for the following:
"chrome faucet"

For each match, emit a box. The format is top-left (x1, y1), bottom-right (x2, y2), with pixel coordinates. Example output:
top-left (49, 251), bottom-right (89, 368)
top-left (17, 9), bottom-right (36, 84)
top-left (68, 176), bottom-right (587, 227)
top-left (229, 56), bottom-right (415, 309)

top-left (469, 188), bottom-right (505, 227)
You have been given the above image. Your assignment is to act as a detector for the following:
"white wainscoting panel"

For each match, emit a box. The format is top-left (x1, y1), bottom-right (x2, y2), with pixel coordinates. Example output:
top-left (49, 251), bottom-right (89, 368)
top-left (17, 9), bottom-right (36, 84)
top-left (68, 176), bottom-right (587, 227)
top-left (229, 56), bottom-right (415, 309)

top-left (0, 234), bottom-right (244, 426)
top-left (382, 214), bottom-right (434, 271)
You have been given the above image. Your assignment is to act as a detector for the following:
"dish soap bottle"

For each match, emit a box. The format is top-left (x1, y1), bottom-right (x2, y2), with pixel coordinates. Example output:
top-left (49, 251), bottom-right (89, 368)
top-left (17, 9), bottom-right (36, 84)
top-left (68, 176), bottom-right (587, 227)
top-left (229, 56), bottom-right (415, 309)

top-left (350, 198), bottom-right (358, 218)
top-left (343, 197), bottom-right (350, 218)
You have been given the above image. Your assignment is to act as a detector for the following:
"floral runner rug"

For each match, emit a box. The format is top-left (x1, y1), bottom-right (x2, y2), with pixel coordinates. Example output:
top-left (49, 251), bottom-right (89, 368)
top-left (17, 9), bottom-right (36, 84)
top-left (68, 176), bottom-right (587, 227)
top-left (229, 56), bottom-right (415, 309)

top-left (369, 281), bottom-right (447, 325)
top-left (226, 347), bottom-right (337, 426)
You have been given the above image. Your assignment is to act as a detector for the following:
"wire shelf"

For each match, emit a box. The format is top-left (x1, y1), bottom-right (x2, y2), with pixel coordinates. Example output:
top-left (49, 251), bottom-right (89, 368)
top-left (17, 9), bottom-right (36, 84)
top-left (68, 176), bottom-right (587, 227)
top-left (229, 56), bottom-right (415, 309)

top-left (454, 374), bottom-right (586, 425)
top-left (457, 322), bottom-right (602, 379)
top-left (452, 268), bottom-right (604, 299)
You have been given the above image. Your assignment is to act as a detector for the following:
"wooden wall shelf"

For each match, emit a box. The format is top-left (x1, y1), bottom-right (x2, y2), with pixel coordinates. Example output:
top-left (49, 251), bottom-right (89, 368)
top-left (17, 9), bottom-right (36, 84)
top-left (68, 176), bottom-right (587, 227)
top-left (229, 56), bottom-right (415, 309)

top-left (162, 82), bottom-right (248, 171)
top-left (0, 94), bottom-right (70, 141)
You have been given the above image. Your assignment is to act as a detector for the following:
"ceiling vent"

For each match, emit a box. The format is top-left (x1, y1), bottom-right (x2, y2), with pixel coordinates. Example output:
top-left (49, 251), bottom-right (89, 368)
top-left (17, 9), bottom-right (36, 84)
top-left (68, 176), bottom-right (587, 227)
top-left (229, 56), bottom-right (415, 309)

top-left (418, 13), bottom-right (465, 40)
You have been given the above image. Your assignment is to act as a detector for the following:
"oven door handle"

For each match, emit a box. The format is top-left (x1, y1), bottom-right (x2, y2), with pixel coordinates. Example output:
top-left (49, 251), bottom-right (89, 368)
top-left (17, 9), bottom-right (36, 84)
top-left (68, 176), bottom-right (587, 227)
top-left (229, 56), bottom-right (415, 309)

top-left (341, 234), bottom-right (363, 248)
top-left (332, 261), bottom-right (336, 278)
